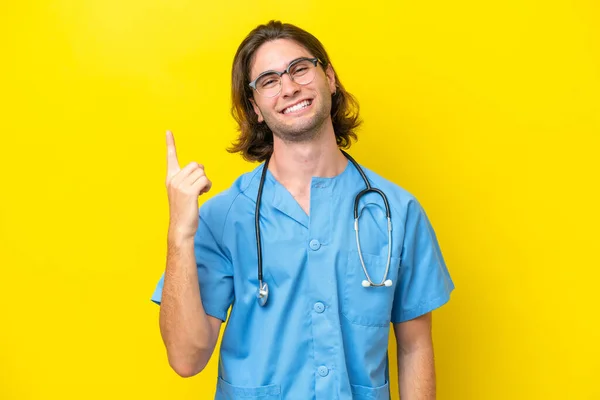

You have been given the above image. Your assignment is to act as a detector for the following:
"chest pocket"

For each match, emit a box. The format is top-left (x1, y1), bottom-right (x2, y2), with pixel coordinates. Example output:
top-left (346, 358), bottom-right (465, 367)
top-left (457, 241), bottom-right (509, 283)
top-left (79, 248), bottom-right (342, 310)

top-left (351, 381), bottom-right (390, 400)
top-left (342, 249), bottom-right (401, 327)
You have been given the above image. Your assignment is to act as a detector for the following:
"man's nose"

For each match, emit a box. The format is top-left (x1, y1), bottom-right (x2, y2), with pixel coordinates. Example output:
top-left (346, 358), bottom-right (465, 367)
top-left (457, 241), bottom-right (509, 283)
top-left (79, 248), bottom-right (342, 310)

top-left (280, 73), bottom-right (301, 97)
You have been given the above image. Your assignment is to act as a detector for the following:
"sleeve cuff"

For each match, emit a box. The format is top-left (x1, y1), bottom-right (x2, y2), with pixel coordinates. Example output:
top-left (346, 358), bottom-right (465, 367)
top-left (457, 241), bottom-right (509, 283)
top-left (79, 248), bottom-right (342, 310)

top-left (149, 296), bottom-right (228, 322)
top-left (391, 288), bottom-right (454, 323)
top-left (201, 303), bottom-right (229, 322)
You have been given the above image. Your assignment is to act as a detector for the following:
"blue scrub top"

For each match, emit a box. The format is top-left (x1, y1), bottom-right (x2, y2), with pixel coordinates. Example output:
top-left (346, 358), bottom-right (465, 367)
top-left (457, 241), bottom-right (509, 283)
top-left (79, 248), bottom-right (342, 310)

top-left (152, 159), bottom-right (454, 400)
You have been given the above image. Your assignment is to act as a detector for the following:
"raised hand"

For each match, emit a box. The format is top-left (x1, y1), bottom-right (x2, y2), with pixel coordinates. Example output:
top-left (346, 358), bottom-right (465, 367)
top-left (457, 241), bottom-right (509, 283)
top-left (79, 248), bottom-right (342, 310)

top-left (165, 130), bottom-right (212, 241)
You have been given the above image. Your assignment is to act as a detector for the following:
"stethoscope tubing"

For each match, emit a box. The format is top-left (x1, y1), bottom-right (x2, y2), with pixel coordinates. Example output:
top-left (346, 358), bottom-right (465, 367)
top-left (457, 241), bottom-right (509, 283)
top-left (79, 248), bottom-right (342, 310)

top-left (255, 150), bottom-right (393, 306)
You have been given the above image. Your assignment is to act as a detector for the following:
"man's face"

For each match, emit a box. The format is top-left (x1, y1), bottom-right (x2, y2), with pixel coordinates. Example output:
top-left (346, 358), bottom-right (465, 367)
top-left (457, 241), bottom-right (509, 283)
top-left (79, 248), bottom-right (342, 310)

top-left (249, 39), bottom-right (337, 143)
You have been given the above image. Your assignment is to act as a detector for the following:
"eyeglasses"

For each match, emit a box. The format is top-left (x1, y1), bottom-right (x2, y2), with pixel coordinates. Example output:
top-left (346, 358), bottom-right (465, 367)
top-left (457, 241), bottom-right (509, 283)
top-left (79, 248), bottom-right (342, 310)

top-left (249, 57), bottom-right (322, 98)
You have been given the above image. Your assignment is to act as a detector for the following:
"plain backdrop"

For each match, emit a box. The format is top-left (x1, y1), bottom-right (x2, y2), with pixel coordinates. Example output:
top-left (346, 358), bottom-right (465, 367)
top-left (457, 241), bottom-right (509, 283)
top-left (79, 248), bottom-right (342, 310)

top-left (0, 1), bottom-right (598, 399)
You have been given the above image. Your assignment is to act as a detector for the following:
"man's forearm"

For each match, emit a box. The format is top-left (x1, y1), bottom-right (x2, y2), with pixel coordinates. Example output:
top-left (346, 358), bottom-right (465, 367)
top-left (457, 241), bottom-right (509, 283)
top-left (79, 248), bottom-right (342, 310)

top-left (160, 234), bottom-right (216, 376)
top-left (397, 344), bottom-right (436, 400)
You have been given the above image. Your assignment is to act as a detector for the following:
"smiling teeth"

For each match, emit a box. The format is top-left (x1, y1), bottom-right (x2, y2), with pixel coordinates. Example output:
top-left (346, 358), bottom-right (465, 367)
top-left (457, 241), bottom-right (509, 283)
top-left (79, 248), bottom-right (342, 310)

top-left (283, 100), bottom-right (311, 114)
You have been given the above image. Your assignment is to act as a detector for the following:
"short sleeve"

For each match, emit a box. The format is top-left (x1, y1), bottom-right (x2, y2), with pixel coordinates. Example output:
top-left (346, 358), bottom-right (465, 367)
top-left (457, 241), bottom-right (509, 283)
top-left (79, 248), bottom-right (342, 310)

top-left (391, 199), bottom-right (454, 323)
top-left (151, 204), bottom-right (234, 322)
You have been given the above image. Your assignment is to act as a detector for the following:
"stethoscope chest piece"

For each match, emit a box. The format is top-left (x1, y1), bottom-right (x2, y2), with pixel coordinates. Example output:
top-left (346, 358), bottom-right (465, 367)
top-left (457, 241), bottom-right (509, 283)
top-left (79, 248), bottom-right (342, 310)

top-left (257, 281), bottom-right (269, 306)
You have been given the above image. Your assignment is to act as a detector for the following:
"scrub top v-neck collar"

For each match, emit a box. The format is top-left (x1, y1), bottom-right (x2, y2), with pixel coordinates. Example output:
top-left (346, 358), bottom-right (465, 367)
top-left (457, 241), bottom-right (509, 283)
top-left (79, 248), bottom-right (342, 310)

top-left (265, 158), bottom-right (351, 229)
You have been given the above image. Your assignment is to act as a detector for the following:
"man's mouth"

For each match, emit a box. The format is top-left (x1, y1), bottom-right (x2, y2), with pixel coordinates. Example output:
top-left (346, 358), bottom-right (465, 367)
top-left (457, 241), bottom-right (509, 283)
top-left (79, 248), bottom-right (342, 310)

top-left (281, 99), bottom-right (313, 114)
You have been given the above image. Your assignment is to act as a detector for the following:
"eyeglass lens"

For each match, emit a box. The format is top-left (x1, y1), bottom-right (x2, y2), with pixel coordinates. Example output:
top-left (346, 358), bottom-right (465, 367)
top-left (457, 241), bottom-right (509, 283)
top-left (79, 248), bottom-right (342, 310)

top-left (256, 59), bottom-right (316, 97)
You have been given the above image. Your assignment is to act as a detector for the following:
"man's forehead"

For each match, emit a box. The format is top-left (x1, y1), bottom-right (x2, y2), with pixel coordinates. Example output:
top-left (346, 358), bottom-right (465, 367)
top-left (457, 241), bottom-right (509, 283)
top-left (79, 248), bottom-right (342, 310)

top-left (250, 39), bottom-right (312, 76)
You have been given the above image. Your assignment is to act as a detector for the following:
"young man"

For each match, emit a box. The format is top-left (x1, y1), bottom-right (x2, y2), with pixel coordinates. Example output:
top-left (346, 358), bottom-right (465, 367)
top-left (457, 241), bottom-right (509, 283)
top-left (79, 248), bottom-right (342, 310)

top-left (152, 20), bottom-right (454, 400)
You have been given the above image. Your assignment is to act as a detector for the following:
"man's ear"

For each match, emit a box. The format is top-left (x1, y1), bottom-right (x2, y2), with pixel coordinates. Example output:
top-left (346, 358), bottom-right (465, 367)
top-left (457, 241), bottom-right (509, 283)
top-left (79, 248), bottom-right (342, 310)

top-left (326, 64), bottom-right (337, 95)
top-left (249, 98), bottom-right (264, 123)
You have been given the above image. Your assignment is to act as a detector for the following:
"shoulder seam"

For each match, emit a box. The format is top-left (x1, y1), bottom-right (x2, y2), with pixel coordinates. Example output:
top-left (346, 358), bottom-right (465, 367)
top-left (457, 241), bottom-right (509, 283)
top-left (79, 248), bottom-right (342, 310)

top-left (362, 165), bottom-right (415, 231)
top-left (220, 165), bottom-right (263, 244)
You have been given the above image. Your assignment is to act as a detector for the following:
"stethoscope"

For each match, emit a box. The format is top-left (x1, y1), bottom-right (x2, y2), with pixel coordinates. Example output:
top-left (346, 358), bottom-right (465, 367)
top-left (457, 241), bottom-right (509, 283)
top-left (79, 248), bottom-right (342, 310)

top-left (255, 150), bottom-right (393, 307)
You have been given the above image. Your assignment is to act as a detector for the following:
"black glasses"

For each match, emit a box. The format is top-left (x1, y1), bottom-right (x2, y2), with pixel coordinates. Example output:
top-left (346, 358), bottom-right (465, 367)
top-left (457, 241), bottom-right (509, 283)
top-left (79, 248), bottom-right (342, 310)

top-left (249, 57), bottom-right (322, 98)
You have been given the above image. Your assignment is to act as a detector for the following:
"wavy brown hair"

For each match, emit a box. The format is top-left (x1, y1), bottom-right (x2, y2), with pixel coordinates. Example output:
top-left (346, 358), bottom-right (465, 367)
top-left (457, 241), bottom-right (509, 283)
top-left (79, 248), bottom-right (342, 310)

top-left (227, 20), bottom-right (361, 162)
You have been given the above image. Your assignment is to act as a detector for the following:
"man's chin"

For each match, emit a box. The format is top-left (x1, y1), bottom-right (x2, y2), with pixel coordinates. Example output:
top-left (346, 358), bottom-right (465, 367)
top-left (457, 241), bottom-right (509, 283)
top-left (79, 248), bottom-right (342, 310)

top-left (272, 128), bottom-right (318, 144)
top-left (267, 110), bottom-right (330, 143)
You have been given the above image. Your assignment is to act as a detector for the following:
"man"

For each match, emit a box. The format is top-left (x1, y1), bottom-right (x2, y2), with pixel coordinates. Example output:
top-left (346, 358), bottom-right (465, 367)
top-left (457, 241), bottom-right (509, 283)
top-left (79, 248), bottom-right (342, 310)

top-left (152, 20), bottom-right (454, 400)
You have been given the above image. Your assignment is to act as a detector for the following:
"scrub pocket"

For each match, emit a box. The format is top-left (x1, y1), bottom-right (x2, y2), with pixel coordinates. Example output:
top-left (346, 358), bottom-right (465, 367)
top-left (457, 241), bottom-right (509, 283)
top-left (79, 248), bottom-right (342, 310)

top-left (216, 377), bottom-right (281, 400)
top-left (351, 381), bottom-right (390, 400)
top-left (342, 249), bottom-right (401, 327)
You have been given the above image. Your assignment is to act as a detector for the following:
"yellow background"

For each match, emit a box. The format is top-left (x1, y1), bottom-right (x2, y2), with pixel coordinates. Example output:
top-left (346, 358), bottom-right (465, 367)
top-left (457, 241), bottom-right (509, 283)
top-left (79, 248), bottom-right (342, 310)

top-left (1, 0), bottom-right (598, 399)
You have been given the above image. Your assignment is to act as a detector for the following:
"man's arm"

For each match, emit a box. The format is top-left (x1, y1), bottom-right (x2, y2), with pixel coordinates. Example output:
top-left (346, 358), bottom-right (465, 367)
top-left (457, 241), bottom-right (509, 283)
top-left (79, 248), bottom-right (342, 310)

top-left (160, 130), bottom-right (222, 378)
top-left (393, 312), bottom-right (436, 400)
top-left (159, 234), bottom-right (223, 377)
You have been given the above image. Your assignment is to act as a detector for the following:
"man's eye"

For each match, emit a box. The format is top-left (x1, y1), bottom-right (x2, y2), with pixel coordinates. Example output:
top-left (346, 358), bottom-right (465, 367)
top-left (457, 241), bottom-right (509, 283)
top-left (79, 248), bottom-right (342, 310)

top-left (292, 66), bottom-right (309, 77)
top-left (261, 79), bottom-right (277, 88)
top-left (258, 74), bottom-right (279, 88)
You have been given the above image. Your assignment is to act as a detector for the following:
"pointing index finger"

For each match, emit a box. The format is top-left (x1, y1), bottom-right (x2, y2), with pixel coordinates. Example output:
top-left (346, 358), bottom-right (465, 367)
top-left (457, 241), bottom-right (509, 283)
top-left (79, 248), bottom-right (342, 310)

top-left (166, 130), bottom-right (180, 175)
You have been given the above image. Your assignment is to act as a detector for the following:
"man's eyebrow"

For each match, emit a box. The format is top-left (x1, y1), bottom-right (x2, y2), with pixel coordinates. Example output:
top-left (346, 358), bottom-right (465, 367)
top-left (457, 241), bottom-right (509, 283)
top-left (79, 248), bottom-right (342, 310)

top-left (256, 57), bottom-right (308, 77)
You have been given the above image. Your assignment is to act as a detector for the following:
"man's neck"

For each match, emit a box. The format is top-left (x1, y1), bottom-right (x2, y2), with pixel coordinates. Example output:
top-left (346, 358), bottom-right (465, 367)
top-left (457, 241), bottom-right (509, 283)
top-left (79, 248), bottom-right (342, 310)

top-left (268, 124), bottom-right (347, 197)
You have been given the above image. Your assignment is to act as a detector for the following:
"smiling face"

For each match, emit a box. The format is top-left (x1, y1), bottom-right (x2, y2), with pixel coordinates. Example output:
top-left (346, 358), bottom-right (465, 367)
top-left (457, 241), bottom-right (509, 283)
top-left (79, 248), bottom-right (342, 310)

top-left (249, 39), bottom-right (337, 143)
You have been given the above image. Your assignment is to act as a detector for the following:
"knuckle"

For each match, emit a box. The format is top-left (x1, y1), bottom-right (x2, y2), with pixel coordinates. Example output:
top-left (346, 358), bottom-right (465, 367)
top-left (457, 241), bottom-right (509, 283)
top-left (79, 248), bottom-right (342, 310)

top-left (166, 178), bottom-right (176, 189)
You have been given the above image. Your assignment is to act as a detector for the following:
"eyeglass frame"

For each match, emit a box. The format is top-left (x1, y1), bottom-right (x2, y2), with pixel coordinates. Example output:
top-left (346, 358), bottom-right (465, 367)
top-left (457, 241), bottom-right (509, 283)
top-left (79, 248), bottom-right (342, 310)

top-left (248, 57), bottom-right (324, 98)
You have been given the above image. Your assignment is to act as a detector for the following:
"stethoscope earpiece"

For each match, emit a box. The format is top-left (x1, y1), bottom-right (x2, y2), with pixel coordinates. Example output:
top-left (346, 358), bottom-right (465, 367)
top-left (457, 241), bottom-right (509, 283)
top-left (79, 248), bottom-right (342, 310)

top-left (362, 279), bottom-right (393, 288)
